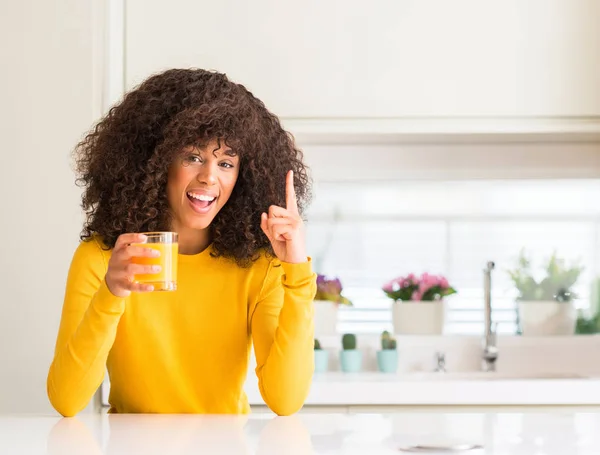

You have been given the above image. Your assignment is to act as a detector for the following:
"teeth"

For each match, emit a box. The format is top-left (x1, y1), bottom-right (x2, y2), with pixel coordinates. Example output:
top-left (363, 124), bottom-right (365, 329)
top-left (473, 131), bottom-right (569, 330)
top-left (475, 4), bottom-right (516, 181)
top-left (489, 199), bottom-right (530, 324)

top-left (187, 192), bottom-right (216, 202)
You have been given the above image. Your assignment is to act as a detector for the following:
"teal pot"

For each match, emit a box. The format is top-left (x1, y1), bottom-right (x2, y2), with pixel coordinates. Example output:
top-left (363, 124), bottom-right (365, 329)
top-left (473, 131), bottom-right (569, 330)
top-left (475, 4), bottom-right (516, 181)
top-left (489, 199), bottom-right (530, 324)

top-left (340, 350), bottom-right (362, 373)
top-left (314, 350), bottom-right (329, 373)
top-left (377, 350), bottom-right (398, 373)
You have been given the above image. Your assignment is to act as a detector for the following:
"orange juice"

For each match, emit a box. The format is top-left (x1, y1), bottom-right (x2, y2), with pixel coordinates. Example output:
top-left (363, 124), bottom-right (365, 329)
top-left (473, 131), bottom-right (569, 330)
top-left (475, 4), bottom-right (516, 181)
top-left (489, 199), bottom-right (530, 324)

top-left (132, 242), bottom-right (178, 291)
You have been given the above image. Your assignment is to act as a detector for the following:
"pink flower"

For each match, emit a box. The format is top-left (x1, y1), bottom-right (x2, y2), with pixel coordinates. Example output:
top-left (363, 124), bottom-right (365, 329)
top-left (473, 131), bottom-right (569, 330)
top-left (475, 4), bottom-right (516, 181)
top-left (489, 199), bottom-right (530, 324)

top-left (382, 281), bottom-right (395, 293)
top-left (384, 272), bottom-right (455, 302)
top-left (384, 276), bottom-right (419, 292)
top-left (419, 272), bottom-right (437, 294)
top-left (411, 289), bottom-right (423, 301)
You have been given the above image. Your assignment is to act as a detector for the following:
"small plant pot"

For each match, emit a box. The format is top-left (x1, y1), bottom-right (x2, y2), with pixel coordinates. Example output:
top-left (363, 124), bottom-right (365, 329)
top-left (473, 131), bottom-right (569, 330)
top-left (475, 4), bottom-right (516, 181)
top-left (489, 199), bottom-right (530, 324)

top-left (314, 350), bottom-right (329, 373)
top-left (392, 300), bottom-right (445, 335)
top-left (314, 300), bottom-right (339, 336)
top-left (377, 350), bottom-right (398, 373)
top-left (340, 350), bottom-right (362, 373)
top-left (518, 301), bottom-right (577, 336)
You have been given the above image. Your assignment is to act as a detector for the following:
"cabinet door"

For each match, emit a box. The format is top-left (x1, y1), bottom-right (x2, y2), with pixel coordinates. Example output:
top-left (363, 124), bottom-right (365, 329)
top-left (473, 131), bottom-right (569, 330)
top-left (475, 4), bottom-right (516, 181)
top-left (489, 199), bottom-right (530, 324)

top-left (125, 0), bottom-right (600, 119)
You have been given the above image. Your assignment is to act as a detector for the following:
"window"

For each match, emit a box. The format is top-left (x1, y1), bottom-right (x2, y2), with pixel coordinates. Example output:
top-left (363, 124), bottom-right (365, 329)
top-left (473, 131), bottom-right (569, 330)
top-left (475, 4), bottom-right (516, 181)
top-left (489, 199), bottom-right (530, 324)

top-left (306, 179), bottom-right (600, 335)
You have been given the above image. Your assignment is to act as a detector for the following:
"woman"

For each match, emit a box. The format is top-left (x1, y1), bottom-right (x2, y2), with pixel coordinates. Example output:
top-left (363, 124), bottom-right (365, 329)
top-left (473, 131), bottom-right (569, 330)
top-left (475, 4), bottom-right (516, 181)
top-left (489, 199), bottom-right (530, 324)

top-left (47, 69), bottom-right (316, 417)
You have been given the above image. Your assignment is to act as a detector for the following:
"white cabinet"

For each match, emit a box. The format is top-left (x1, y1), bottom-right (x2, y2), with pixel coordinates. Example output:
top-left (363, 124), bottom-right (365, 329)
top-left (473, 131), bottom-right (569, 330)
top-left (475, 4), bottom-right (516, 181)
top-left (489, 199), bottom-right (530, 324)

top-left (124, 0), bottom-right (600, 120)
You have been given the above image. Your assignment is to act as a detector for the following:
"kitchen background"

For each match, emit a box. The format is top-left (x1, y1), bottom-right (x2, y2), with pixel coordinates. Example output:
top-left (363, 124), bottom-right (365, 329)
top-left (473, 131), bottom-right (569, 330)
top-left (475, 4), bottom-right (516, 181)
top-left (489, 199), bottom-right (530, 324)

top-left (2, 0), bottom-right (600, 414)
top-left (308, 178), bottom-right (600, 335)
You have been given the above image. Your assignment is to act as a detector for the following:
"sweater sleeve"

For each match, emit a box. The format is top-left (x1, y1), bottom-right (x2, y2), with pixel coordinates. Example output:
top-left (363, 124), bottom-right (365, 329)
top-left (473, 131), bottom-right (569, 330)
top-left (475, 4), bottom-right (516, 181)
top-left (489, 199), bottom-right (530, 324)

top-left (47, 238), bottom-right (126, 417)
top-left (249, 258), bottom-right (317, 416)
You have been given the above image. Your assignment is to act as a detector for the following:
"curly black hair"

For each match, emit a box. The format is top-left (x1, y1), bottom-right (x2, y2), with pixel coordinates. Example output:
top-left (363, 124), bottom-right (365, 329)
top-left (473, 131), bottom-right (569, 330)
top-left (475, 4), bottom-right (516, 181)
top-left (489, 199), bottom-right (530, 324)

top-left (75, 68), bottom-right (311, 266)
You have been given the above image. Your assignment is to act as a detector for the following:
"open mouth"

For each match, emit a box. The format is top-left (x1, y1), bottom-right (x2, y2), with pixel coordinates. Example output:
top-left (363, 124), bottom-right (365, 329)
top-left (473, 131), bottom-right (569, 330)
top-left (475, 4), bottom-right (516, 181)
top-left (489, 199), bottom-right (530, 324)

top-left (186, 191), bottom-right (217, 213)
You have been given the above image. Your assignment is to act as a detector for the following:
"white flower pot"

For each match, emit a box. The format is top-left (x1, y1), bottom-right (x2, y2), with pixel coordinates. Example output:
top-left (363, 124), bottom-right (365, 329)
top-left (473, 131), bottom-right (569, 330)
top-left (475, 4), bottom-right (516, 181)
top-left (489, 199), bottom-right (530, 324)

top-left (518, 300), bottom-right (576, 336)
top-left (313, 300), bottom-right (338, 335)
top-left (392, 300), bottom-right (445, 335)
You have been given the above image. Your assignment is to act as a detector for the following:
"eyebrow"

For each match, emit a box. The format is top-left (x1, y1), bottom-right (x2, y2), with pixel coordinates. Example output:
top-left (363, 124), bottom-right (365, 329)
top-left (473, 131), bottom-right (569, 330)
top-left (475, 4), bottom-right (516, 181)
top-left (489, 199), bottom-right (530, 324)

top-left (210, 146), bottom-right (238, 158)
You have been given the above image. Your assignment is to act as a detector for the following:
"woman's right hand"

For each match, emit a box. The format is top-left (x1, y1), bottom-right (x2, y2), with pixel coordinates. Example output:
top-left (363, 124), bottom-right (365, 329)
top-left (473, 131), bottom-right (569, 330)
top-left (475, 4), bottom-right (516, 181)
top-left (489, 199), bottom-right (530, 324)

top-left (105, 233), bottom-right (161, 298)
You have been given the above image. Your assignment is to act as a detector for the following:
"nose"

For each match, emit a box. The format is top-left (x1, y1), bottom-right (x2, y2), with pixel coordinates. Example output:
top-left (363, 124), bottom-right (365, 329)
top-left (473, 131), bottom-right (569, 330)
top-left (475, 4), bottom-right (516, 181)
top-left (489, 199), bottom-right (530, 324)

top-left (196, 162), bottom-right (217, 186)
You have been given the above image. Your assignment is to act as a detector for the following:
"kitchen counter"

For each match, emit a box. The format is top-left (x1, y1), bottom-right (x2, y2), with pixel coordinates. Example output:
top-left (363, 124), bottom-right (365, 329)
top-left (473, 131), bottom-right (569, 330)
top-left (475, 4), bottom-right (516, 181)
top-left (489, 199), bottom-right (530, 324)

top-left (3, 410), bottom-right (600, 454)
top-left (242, 335), bottom-right (600, 407)
top-left (100, 336), bottom-right (600, 408)
top-left (245, 372), bottom-right (600, 406)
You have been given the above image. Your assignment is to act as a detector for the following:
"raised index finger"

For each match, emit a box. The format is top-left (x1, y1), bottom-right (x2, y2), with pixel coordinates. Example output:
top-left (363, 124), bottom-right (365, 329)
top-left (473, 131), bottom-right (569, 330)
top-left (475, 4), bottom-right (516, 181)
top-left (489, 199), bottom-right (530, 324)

top-left (285, 170), bottom-right (298, 214)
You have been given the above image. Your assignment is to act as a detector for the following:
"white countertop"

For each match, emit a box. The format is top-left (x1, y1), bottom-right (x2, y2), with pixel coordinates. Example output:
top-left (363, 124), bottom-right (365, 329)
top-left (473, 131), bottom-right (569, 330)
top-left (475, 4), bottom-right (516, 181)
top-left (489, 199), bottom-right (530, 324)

top-left (4, 411), bottom-right (600, 454)
top-left (245, 372), bottom-right (600, 406)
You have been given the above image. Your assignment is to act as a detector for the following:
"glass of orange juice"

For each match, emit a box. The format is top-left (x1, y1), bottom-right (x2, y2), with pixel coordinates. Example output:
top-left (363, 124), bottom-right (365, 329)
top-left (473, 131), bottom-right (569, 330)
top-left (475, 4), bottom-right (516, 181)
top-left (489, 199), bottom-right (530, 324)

top-left (132, 232), bottom-right (178, 291)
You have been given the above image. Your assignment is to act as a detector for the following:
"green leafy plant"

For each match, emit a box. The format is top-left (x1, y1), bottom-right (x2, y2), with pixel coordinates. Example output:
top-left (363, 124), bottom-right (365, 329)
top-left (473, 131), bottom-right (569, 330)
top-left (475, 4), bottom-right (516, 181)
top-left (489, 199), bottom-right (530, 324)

top-left (380, 330), bottom-right (397, 350)
top-left (576, 313), bottom-right (600, 334)
top-left (507, 249), bottom-right (584, 302)
top-left (314, 339), bottom-right (322, 350)
top-left (342, 333), bottom-right (356, 350)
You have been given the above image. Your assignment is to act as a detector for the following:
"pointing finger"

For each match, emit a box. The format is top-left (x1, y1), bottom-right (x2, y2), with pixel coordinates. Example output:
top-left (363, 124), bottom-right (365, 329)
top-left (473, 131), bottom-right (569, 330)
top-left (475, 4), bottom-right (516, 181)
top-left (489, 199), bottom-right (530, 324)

top-left (285, 170), bottom-right (299, 215)
top-left (261, 212), bottom-right (273, 242)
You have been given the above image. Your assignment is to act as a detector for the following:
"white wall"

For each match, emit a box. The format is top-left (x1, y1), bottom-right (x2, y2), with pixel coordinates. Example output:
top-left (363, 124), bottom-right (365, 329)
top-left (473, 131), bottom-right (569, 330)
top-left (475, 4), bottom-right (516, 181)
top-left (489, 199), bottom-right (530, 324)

top-left (301, 141), bottom-right (600, 182)
top-left (125, 0), bottom-right (600, 119)
top-left (0, 0), bottom-right (98, 413)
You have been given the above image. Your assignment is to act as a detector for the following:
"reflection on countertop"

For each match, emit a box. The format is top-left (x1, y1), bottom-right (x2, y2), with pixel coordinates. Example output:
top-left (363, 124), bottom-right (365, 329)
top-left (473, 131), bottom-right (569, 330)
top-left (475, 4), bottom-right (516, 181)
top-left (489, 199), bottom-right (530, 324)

top-left (1, 410), bottom-right (600, 454)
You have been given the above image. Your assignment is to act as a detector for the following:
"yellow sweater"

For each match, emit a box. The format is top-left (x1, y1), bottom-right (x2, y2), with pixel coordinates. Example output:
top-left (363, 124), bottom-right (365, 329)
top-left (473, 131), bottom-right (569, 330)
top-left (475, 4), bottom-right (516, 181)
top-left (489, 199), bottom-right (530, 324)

top-left (47, 237), bottom-right (316, 416)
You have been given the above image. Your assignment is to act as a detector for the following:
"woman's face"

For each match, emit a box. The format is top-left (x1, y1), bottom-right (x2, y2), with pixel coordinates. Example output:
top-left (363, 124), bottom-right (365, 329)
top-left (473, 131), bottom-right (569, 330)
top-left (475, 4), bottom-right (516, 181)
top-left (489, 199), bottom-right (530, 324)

top-left (167, 139), bottom-right (240, 233)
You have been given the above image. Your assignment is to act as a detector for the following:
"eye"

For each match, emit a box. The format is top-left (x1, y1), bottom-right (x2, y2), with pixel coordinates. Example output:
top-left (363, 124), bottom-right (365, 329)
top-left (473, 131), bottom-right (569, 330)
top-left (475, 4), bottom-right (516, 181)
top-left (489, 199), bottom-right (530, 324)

top-left (184, 154), bottom-right (202, 164)
top-left (220, 162), bottom-right (235, 169)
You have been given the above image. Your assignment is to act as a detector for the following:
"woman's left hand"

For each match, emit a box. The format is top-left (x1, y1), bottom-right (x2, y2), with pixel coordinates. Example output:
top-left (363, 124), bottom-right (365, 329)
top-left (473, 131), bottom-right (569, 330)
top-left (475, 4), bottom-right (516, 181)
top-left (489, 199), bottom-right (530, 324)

top-left (261, 170), bottom-right (307, 264)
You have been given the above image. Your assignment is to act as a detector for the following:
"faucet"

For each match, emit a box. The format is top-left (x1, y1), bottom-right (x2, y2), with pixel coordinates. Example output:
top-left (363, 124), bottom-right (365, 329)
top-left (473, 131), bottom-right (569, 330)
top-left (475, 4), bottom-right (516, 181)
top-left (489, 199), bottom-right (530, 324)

top-left (434, 352), bottom-right (446, 373)
top-left (482, 261), bottom-right (498, 372)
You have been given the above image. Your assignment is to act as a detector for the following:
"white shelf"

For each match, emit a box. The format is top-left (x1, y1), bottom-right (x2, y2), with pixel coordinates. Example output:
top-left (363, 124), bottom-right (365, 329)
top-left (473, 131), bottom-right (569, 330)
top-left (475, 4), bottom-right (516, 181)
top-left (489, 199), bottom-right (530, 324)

top-left (281, 117), bottom-right (600, 145)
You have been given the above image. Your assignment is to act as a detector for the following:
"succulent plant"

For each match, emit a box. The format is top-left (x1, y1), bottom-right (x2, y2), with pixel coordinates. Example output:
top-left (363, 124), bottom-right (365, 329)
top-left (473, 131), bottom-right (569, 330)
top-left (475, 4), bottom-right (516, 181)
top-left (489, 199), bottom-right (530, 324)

top-left (314, 339), bottom-right (322, 350)
top-left (381, 330), bottom-right (397, 350)
top-left (342, 333), bottom-right (356, 350)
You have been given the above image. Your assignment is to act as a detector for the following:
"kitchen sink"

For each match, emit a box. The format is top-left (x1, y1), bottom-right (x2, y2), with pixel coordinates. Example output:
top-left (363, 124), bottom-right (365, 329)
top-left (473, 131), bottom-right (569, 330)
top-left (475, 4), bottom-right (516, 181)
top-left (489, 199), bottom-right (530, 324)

top-left (399, 371), bottom-right (590, 381)
top-left (315, 372), bottom-right (592, 382)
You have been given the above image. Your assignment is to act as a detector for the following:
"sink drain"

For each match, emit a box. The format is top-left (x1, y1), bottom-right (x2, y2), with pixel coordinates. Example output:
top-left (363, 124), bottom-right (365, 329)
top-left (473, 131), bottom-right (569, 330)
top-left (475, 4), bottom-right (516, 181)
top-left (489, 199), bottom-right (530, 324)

top-left (398, 443), bottom-right (483, 452)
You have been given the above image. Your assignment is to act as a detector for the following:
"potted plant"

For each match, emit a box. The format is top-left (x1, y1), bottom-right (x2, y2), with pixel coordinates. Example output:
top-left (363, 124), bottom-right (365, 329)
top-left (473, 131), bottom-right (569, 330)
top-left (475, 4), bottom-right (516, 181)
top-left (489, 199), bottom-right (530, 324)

top-left (576, 312), bottom-right (600, 334)
top-left (314, 339), bottom-right (329, 373)
top-left (313, 275), bottom-right (352, 336)
top-left (508, 250), bottom-right (583, 336)
top-left (581, 277), bottom-right (600, 334)
top-left (339, 333), bottom-right (362, 373)
top-left (382, 273), bottom-right (457, 335)
top-left (376, 331), bottom-right (398, 373)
